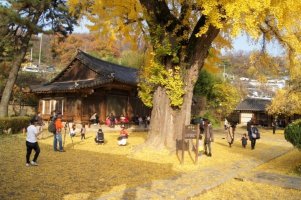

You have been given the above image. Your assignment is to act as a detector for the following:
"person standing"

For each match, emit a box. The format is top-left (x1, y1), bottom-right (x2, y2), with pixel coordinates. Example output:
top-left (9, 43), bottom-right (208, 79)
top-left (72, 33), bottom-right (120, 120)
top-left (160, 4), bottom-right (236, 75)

top-left (249, 124), bottom-right (259, 150)
top-left (203, 119), bottom-right (214, 157)
top-left (55, 113), bottom-right (65, 152)
top-left (26, 119), bottom-right (41, 166)
top-left (272, 120), bottom-right (276, 134)
top-left (120, 114), bottom-right (126, 126)
top-left (109, 113), bottom-right (115, 128)
top-left (90, 113), bottom-right (97, 125)
top-left (241, 133), bottom-right (248, 148)
top-left (50, 111), bottom-right (58, 151)
top-left (69, 124), bottom-right (76, 137)
top-left (226, 122), bottom-right (236, 147)
top-left (224, 118), bottom-right (229, 130)
top-left (80, 123), bottom-right (86, 140)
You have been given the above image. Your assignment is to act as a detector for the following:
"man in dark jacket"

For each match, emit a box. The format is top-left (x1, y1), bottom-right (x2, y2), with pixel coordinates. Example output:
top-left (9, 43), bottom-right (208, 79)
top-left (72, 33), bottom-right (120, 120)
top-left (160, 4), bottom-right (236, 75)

top-left (203, 119), bottom-right (214, 157)
top-left (247, 118), bottom-right (258, 150)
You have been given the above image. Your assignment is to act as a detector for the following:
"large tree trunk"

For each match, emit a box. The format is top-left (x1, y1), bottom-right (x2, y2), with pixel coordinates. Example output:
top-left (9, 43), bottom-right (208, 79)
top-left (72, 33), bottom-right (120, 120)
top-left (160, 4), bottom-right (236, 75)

top-left (146, 62), bottom-right (201, 150)
top-left (145, 87), bottom-right (181, 150)
top-left (0, 49), bottom-right (28, 117)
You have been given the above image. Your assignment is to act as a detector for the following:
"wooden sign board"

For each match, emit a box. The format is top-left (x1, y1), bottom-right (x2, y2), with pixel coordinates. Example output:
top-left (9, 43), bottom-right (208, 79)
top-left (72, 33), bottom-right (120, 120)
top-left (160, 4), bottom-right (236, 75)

top-left (176, 124), bottom-right (200, 164)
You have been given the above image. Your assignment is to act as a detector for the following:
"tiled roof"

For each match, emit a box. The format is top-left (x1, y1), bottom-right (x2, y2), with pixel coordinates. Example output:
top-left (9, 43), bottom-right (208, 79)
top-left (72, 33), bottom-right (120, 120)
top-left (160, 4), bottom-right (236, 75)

top-left (31, 50), bottom-right (138, 93)
top-left (75, 51), bottom-right (138, 85)
top-left (235, 98), bottom-right (271, 111)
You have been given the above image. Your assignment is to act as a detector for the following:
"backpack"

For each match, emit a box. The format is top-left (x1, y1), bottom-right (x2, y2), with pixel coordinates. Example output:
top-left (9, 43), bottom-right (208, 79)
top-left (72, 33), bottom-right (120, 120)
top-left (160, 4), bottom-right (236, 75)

top-left (48, 119), bottom-right (56, 134)
top-left (251, 127), bottom-right (260, 139)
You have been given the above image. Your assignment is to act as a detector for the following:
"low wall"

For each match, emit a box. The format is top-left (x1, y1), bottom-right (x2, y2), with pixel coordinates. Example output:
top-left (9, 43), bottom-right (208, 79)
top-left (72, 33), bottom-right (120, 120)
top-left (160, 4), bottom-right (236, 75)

top-left (8, 104), bottom-right (36, 116)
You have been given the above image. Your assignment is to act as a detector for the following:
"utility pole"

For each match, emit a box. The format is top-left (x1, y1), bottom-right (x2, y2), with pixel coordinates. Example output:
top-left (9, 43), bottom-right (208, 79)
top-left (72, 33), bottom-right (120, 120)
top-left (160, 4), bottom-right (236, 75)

top-left (38, 33), bottom-right (43, 68)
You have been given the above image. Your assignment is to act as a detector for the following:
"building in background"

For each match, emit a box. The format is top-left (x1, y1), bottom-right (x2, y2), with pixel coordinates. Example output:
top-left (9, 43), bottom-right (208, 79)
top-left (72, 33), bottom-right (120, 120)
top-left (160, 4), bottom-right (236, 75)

top-left (30, 50), bottom-right (149, 123)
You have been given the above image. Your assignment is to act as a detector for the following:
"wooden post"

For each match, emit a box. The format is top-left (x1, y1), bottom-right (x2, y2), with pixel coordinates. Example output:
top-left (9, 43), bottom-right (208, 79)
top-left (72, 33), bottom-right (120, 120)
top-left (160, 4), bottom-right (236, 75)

top-left (181, 124), bottom-right (185, 164)
top-left (195, 124), bottom-right (200, 164)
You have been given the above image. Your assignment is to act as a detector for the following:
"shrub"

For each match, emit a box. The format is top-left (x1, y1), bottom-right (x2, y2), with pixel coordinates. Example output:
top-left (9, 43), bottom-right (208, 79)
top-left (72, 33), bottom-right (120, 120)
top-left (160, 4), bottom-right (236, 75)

top-left (203, 112), bottom-right (220, 127)
top-left (0, 116), bottom-right (31, 134)
top-left (284, 119), bottom-right (301, 150)
top-left (191, 112), bottom-right (220, 127)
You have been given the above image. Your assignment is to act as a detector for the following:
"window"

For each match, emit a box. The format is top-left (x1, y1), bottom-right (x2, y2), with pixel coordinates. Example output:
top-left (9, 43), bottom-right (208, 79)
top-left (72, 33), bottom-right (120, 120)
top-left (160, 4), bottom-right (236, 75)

top-left (41, 98), bottom-right (64, 115)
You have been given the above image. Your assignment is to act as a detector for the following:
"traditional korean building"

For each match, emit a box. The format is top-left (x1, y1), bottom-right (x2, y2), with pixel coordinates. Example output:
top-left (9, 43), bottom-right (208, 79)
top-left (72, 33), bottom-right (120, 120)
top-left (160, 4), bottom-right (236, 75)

top-left (234, 97), bottom-right (271, 126)
top-left (31, 50), bottom-right (150, 123)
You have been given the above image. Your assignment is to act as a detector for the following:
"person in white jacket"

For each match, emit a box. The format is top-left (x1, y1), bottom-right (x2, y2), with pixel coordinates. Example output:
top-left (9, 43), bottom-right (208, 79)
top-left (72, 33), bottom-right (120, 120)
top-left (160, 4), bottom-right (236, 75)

top-left (25, 119), bottom-right (41, 166)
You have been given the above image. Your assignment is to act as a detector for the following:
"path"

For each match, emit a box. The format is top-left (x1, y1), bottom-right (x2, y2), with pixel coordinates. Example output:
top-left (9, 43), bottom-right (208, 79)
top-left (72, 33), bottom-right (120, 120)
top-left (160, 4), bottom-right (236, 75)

top-left (96, 132), bottom-right (297, 200)
top-left (246, 171), bottom-right (301, 190)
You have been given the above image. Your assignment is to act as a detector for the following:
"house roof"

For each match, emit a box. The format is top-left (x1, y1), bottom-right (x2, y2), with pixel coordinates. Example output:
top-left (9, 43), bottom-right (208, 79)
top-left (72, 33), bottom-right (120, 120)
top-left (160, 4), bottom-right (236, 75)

top-left (235, 98), bottom-right (271, 112)
top-left (31, 50), bottom-right (138, 94)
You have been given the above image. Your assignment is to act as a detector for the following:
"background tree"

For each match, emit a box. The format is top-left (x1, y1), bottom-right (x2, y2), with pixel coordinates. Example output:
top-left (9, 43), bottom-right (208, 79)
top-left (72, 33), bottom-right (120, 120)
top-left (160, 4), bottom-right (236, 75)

top-left (0, 0), bottom-right (77, 117)
top-left (193, 70), bottom-right (240, 121)
top-left (71, 0), bottom-right (301, 150)
top-left (209, 81), bottom-right (240, 120)
top-left (267, 88), bottom-right (301, 117)
top-left (51, 33), bottom-right (121, 68)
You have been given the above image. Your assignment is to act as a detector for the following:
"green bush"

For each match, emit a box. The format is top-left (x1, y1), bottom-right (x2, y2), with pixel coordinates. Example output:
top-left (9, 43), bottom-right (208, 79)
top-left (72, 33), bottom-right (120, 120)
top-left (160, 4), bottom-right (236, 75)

top-left (284, 119), bottom-right (301, 150)
top-left (0, 116), bottom-right (31, 134)
top-left (203, 112), bottom-right (220, 127)
top-left (191, 112), bottom-right (220, 127)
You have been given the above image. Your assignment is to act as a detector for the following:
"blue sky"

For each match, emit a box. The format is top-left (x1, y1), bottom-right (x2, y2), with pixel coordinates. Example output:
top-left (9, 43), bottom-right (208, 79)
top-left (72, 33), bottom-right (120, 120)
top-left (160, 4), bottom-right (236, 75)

top-left (230, 34), bottom-right (284, 56)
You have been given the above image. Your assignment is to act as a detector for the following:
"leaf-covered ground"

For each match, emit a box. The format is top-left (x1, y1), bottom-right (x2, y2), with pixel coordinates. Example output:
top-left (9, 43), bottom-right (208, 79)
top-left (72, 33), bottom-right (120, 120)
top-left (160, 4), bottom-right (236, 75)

top-left (0, 126), bottom-right (300, 199)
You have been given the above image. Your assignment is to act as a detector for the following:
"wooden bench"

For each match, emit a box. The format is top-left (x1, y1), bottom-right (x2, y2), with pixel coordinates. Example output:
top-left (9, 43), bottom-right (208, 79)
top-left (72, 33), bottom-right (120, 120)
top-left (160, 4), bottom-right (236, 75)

top-left (176, 124), bottom-right (200, 164)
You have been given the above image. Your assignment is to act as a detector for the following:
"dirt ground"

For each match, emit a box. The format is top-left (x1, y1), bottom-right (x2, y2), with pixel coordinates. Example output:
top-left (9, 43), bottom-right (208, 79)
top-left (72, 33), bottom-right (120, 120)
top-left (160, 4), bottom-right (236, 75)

top-left (0, 126), bottom-right (300, 199)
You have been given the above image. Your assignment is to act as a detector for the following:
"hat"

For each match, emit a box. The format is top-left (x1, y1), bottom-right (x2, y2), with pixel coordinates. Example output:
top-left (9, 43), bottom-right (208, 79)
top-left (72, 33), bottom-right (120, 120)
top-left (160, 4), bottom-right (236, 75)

top-left (121, 124), bottom-right (125, 128)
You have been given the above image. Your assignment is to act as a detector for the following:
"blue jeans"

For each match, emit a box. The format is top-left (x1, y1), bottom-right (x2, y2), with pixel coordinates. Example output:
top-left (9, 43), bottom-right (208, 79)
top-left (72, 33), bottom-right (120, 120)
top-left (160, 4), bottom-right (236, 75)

top-left (53, 134), bottom-right (58, 151)
top-left (56, 133), bottom-right (63, 151)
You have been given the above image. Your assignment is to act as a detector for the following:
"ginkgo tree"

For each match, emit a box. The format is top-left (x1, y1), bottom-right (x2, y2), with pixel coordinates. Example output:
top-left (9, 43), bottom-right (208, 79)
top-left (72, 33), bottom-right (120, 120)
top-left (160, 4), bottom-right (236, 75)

top-left (69, 0), bottom-right (301, 150)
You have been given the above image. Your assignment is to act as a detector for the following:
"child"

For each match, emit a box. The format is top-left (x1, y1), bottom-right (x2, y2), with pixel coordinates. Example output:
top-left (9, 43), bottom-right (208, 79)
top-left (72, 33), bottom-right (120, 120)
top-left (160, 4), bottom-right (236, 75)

top-left (198, 134), bottom-right (203, 156)
top-left (95, 129), bottom-right (104, 144)
top-left (70, 124), bottom-right (76, 137)
top-left (241, 133), bottom-right (248, 148)
top-left (80, 123), bottom-right (86, 140)
top-left (118, 125), bottom-right (129, 146)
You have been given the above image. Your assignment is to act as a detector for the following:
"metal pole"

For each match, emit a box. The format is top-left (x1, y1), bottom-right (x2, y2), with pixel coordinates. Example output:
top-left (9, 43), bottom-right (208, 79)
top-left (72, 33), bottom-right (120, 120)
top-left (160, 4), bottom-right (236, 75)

top-left (38, 33), bottom-right (43, 67)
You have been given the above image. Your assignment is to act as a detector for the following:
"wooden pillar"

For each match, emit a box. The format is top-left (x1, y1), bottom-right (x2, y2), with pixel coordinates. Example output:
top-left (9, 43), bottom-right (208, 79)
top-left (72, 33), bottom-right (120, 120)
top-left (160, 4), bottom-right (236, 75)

top-left (100, 95), bottom-right (106, 122)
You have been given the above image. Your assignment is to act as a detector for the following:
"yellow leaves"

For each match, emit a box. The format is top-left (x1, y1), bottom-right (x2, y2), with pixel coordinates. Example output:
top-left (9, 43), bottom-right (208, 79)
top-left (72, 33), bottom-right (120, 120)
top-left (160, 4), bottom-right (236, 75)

top-left (267, 89), bottom-right (301, 116)
top-left (248, 51), bottom-right (281, 79)
top-left (203, 48), bottom-right (221, 74)
top-left (138, 49), bottom-right (185, 107)
top-left (165, 66), bottom-right (185, 107)
top-left (212, 81), bottom-right (240, 117)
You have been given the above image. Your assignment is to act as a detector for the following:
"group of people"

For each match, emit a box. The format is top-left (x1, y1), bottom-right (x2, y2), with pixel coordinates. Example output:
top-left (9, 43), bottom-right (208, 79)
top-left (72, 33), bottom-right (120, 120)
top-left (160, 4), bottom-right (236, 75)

top-left (26, 111), bottom-right (262, 167)
top-left (195, 117), bottom-right (260, 160)
top-left (25, 112), bottom-right (130, 167)
top-left (69, 120), bottom-right (129, 146)
top-left (224, 118), bottom-right (260, 150)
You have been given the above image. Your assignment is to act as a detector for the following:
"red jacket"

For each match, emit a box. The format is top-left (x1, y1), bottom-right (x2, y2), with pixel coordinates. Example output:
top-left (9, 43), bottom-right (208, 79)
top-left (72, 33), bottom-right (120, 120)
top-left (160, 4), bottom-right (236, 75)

top-left (55, 118), bottom-right (63, 133)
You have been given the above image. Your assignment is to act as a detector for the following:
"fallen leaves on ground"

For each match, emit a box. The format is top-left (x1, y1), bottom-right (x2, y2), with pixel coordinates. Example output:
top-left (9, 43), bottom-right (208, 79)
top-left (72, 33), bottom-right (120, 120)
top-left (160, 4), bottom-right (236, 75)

top-left (193, 179), bottom-right (301, 200)
top-left (0, 126), bottom-right (300, 199)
